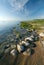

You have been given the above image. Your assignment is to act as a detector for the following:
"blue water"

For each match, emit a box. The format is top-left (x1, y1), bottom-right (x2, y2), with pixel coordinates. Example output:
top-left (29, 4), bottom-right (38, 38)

top-left (0, 21), bottom-right (21, 43)
top-left (0, 21), bottom-right (20, 35)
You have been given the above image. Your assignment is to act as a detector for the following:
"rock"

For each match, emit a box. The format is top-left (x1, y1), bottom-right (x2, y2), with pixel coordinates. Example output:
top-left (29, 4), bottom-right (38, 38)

top-left (23, 48), bottom-right (31, 56)
top-left (10, 49), bottom-right (18, 56)
top-left (17, 44), bottom-right (25, 53)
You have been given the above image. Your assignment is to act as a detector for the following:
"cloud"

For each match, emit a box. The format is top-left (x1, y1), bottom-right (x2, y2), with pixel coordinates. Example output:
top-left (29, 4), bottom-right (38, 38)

top-left (8, 0), bottom-right (29, 11)
top-left (8, 0), bottom-right (29, 17)
top-left (2, 0), bottom-right (30, 19)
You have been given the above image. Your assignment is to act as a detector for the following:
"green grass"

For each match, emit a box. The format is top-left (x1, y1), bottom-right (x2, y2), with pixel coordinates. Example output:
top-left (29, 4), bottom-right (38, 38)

top-left (20, 19), bottom-right (44, 30)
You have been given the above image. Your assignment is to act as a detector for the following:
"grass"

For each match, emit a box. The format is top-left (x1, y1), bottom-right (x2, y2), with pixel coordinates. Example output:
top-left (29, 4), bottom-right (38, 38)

top-left (20, 19), bottom-right (44, 30)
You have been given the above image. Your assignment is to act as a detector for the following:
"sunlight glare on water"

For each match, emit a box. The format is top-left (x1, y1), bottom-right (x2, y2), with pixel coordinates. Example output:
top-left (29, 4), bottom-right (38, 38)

top-left (0, 21), bottom-right (20, 31)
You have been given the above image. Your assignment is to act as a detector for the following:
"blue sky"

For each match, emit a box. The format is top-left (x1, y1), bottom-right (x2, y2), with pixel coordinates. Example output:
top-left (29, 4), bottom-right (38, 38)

top-left (0, 0), bottom-right (44, 21)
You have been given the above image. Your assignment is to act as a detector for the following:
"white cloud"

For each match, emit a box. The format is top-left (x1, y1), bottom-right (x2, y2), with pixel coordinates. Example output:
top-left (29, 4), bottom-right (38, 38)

top-left (8, 0), bottom-right (29, 11)
top-left (2, 0), bottom-right (29, 19)
top-left (8, 0), bottom-right (29, 17)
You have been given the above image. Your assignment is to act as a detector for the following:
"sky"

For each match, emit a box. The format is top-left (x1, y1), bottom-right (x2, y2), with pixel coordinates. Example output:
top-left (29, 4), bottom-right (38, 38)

top-left (0, 0), bottom-right (44, 21)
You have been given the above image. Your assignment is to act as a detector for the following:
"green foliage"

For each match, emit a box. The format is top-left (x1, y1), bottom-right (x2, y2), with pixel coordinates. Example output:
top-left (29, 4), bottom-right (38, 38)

top-left (31, 19), bottom-right (44, 24)
top-left (20, 22), bottom-right (33, 30)
top-left (20, 19), bottom-right (44, 30)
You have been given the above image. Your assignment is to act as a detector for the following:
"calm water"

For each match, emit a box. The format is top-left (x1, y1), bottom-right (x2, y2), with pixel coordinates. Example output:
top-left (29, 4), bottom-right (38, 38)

top-left (0, 21), bottom-right (21, 43)
top-left (0, 21), bottom-right (20, 34)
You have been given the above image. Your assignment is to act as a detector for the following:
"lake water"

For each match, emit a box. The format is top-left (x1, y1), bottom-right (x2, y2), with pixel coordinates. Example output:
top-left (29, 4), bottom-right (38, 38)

top-left (0, 21), bottom-right (21, 43)
top-left (0, 21), bottom-right (20, 34)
